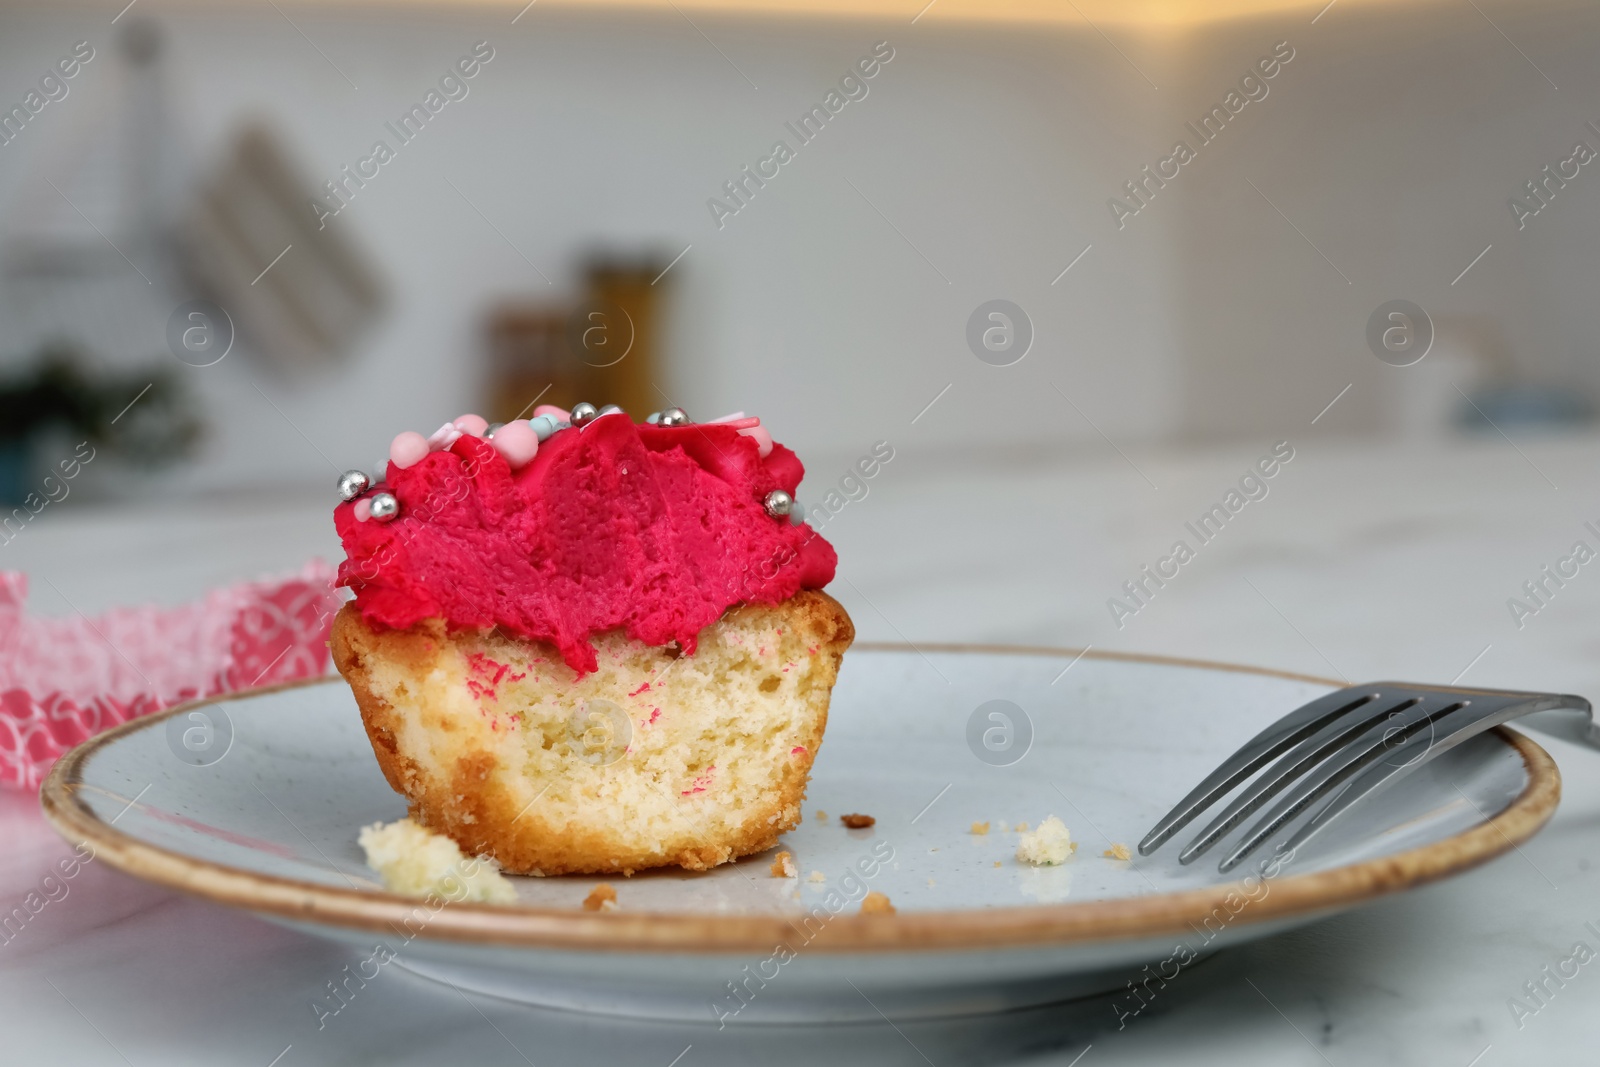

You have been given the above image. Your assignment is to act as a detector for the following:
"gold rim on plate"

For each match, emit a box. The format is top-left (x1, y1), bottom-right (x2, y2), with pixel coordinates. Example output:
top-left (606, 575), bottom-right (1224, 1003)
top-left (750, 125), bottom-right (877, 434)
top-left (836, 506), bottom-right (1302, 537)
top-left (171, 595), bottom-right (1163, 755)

top-left (40, 644), bottom-right (1561, 955)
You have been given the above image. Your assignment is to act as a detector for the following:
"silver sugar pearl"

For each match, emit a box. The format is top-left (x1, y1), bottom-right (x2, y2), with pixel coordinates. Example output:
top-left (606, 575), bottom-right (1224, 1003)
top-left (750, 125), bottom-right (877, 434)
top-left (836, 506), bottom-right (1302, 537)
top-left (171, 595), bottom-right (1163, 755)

top-left (337, 469), bottom-right (371, 501)
top-left (486, 422), bottom-right (505, 437)
top-left (763, 489), bottom-right (794, 518)
top-left (570, 402), bottom-right (598, 427)
top-left (369, 492), bottom-right (400, 522)
top-left (529, 414), bottom-right (561, 441)
top-left (598, 404), bottom-right (624, 417)
top-left (658, 407), bottom-right (690, 427)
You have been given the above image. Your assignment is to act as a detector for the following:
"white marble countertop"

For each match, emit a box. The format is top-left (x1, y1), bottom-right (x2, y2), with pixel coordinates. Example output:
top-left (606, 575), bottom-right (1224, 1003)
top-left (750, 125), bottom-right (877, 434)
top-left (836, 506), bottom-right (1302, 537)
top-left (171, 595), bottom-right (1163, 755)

top-left (6, 430), bottom-right (1600, 1065)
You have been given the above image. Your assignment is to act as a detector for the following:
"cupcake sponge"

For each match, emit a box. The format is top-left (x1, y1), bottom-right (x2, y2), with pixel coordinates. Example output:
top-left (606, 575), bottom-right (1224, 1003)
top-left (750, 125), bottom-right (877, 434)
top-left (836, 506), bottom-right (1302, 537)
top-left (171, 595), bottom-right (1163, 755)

top-left (332, 591), bottom-right (853, 875)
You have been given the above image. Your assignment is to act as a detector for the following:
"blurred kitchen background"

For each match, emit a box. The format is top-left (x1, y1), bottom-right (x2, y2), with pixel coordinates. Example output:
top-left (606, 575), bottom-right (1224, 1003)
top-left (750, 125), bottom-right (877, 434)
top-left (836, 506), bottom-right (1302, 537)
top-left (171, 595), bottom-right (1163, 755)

top-left (6, 0), bottom-right (1599, 494)
top-left (10, 0), bottom-right (1600, 689)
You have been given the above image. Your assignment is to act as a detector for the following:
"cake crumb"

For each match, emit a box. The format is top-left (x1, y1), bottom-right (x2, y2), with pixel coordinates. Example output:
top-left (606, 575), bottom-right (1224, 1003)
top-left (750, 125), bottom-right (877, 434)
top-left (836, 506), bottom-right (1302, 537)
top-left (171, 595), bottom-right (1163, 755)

top-left (1103, 843), bottom-right (1132, 861)
top-left (1016, 816), bottom-right (1074, 867)
top-left (807, 870), bottom-right (827, 883)
top-left (770, 850), bottom-right (798, 878)
top-left (814, 809), bottom-right (828, 822)
top-left (840, 813), bottom-right (875, 829)
top-left (1015, 821), bottom-right (1029, 832)
top-left (970, 821), bottom-right (991, 835)
top-left (583, 884), bottom-right (618, 911)
top-left (860, 891), bottom-right (895, 915)
top-left (993, 860), bottom-right (1002, 868)
top-left (358, 818), bottom-right (516, 905)
top-left (926, 878), bottom-right (936, 887)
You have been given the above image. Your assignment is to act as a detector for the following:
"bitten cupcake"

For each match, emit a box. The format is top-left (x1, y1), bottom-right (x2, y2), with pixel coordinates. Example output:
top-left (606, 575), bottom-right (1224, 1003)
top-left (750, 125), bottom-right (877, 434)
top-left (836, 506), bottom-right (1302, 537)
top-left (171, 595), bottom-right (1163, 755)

top-left (330, 406), bottom-right (853, 876)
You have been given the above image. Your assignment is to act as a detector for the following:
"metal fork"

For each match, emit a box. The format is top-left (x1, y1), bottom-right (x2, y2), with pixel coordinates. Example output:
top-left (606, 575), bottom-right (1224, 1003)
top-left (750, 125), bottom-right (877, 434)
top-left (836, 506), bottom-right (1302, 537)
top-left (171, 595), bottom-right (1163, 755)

top-left (1139, 681), bottom-right (1597, 873)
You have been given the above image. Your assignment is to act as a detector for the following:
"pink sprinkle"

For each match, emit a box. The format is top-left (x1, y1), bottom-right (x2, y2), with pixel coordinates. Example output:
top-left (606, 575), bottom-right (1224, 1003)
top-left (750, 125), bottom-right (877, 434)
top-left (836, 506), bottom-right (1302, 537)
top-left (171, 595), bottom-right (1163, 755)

top-left (427, 422), bottom-right (462, 451)
top-left (353, 498), bottom-right (373, 522)
top-left (468, 652), bottom-right (508, 681)
top-left (490, 420), bottom-right (539, 468)
top-left (629, 682), bottom-right (652, 697)
top-left (680, 764), bottom-right (716, 795)
top-left (465, 652), bottom-right (523, 700)
top-left (389, 431), bottom-right (429, 470)
top-left (647, 708), bottom-right (661, 724)
top-left (738, 424), bottom-right (774, 458)
top-left (758, 647), bottom-right (767, 656)
top-left (808, 646), bottom-right (818, 656)
top-left (790, 746), bottom-right (807, 757)
top-left (453, 413), bottom-right (489, 437)
top-left (709, 411), bottom-right (747, 423)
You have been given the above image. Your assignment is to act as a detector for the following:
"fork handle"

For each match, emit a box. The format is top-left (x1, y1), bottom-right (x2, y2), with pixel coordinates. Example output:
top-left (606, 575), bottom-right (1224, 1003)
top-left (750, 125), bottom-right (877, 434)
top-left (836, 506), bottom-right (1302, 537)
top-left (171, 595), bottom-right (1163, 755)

top-left (1515, 705), bottom-right (1600, 750)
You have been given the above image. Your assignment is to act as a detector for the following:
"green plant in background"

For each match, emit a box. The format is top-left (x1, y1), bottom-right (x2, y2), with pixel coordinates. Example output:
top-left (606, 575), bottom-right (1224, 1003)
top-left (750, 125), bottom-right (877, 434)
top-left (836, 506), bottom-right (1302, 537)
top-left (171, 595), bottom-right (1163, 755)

top-left (0, 345), bottom-right (203, 504)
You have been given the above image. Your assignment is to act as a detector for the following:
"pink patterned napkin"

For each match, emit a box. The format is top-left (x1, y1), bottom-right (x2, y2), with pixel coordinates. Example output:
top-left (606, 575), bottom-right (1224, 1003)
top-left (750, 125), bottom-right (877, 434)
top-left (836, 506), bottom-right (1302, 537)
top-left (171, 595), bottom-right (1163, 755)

top-left (0, 561), bottom-right (342, 789)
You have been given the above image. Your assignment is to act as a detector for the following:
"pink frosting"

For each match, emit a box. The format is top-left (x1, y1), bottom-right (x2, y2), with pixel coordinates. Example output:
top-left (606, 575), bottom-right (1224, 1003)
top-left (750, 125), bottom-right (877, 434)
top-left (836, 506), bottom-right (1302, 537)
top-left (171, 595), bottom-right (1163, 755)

top-left (336, 415), bottom-right (835, 675)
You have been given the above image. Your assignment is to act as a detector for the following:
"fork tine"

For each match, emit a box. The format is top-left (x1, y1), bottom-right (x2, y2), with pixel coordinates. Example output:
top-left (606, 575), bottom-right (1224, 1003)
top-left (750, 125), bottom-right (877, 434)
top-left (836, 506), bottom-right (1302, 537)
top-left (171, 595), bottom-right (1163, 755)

top-left (1173, 694), bottom-right (1427, 864)
top-left (1214, 698), bottom-right (1472, 873)
top-left (1219, 688), bottom-right (1590, 872)
top-left (1137, 688), bottom-right (1382, 856)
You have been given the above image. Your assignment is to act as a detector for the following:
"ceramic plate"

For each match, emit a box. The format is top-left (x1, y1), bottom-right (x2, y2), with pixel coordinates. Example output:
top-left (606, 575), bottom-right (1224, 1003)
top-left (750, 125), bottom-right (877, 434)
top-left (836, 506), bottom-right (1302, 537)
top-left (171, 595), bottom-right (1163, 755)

top-left (41, 645), bottom-right (1559, 1023)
